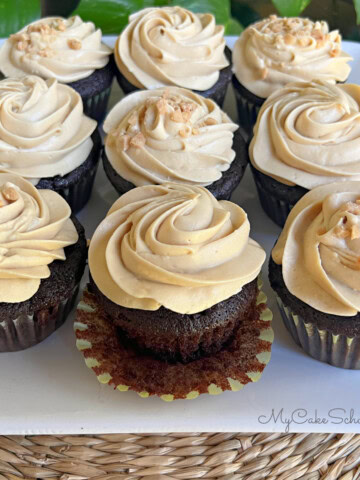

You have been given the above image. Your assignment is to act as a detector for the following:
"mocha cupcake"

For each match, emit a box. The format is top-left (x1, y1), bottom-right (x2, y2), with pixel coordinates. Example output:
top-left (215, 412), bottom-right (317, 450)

top-left (232, 15), bottom-right (352, 140)
top-left (249, 80), bottom-right (360, 227)
top-left (75, 184), bottom-right (273, 400)
top-left (0, 75), bottom-right (101, 213)
top-left (102, 87), bottom-right (246, 201)
top-left (0, 16), bottom-right (113, 122)
top-left (270, 181), bottom-right (360, 369)
top-left (0, 172), bottom-right (87, 352)
top-left (114, 6), bottom-right (232, 107)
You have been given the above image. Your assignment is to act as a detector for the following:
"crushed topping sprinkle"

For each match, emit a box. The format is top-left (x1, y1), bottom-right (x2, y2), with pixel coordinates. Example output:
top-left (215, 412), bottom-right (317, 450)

top-left (67, 38), bottom-right (82, 50)
top-left (2, 186), bottom-right (19, 203)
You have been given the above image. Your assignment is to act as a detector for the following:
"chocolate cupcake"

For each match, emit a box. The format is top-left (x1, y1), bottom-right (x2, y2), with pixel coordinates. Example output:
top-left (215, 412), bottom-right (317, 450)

top-left (0, 76), bottom-right (101, 213)
top-left (270, 182), bottom-right (360, 369)
top-left (0, 172), bottom-right (87, 352)
top-left (249, 80), bottom-right (360, 227)
top-left (114, 7), bottom-right (232, 107)
top-left (0, 16), bottom-right (113, 122)
top-left (102, 87), bottom-right (246, 201)
top-left (75, 184), bottom-right (273, 400)
top-left (232, 15), bottom-right (352, 140)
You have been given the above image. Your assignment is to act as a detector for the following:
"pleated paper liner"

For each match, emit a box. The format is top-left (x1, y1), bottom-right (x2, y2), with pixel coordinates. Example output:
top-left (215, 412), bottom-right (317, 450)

top-left (277, 296), bottom-right (360, 370)
top-left (74, 281), bottom-right (273, 401)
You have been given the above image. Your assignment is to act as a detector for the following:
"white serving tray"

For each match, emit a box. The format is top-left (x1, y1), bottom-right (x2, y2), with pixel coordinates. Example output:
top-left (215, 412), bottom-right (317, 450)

top-left (1, 38), bottom-right (360, 435)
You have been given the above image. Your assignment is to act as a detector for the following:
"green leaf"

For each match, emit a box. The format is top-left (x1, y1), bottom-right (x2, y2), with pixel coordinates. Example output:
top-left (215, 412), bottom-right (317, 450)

top-left (0, 0), bottom-right (40, 37)
top-left (72, 0), bottom-right (233, 35)
top-left (272, 0), bottom-right (312, 17)
top-left (225, 18), bottom-right (243, 35)
top-left (354, 0), bottom-right (360, 24)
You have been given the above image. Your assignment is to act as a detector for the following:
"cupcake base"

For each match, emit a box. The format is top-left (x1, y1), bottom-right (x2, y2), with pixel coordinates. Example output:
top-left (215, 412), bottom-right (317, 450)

top-left (250, 164), bottom-right (308, 227)
top-left (103, 128), bottom-right (248, 201)
top-left (115, 47), bottom-right (233, 108)
top-left (68, 55), bottom-right (115, 123)
top-left (36, 129), bottom-right (102, 213)
top-left (0, 217), bottom-right (87, 352)
top-left (269, 257), bottom-right (360, 369)
top-left (74, 282), bottom-right (273, 401)
top-left (232, 75), bottom-right (264, 142)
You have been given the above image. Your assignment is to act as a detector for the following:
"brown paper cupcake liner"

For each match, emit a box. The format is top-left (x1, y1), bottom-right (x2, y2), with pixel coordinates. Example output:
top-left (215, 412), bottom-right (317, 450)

top-left (0, 284), bottom-right (79, 352)
top-left (74, 280), bottom-right (273, 401)
top-left (232, 76), bottom-right (264, 142)
top-left (276, 295), bottom-right (360, 369)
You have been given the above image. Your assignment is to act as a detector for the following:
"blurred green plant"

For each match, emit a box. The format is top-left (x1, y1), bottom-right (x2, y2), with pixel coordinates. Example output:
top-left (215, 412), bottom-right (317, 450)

top-left (0, 0), bottom-right (40, 36)
top-left (71, 0), bottom-right (243, 34)
top-left (272, 0), bottom-right (360, 21)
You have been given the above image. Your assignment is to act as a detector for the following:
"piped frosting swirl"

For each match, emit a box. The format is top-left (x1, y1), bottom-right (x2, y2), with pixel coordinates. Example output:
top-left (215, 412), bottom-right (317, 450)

top-left (115, 6), bottom-right (229, 91)
top-left (233, 15), bottom-right (352, 98)
top-left (0, 75), bottom-right (96, 183)
top-left (273, 182), bottom-right (360, 316)
top-left (89, 183), bottom-right (265, 314)
top-left (250, 81), bottom-right (360, 188)
top-left (0, 172), bottom-right (78, 303)
top-left (104, 87), bottom-right (238, 187)
top-left (0, 16), bottom-right (112, 83)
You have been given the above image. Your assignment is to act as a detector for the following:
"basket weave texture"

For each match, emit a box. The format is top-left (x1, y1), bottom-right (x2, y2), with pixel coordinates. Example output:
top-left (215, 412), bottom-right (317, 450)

top-left (0, 433), bottom-right (360, 479)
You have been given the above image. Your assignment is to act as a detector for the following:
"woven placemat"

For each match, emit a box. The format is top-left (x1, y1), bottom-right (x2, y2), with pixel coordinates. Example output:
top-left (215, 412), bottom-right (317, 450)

top-left (0, 432), bottom-right (360, 479)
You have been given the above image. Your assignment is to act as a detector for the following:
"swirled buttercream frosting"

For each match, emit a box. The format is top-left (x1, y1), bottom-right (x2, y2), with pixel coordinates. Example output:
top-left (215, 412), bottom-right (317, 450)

top-left (104, 87), bottom-right (238, 187)
top-left (0, 172), bottom-right (78, 303)
top-left (233, 15), bottom-right (352, 98)
top-left (273, 182), bottom-right (360, 316)
top-left (250, 80), bottom-right (360, 188)
top-left (89, 183), bottom-right (265, 314)
top-left (115, 6), bottom-right (229, 90)
top-left (0, 76), bottom-right (96, 183)
top-left (0, 16), bottom-right (112, 83)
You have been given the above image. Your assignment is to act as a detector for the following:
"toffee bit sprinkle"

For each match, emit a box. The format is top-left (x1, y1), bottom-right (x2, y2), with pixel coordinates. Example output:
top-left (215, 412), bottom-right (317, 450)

top-left (117, 134), bottom-right (130, 152)
top-left (129, 132), bottom-right (145, 148)
top-left (351, 224), bottom-right (360, 240)
top-left (204, 117), bottom-right (217, 126)
top-left (2, 186), bottom-right (19, 202)
top-left (68, 38), bottom-right (82, 50)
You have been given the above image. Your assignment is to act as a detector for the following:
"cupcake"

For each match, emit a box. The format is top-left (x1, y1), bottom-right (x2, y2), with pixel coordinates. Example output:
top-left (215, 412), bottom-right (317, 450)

top-left (0, 172), bottom-right (87, 352)
top-left (102, 87), bottom-right (246, 201)
top-left (0, 75), bottom-right (101, 213)
top-left (232, 15), bottom-right (352, 140)
top-left (0, 16), bottom-right (113, 122)
top-left (270, 181), bottom-right (360, 369)
top-left (249, 80), bottom-right (360, 227)
top-left (75, 184), bottom-right (273, 400)
top-left (114, 7), bottom-right (232, 107)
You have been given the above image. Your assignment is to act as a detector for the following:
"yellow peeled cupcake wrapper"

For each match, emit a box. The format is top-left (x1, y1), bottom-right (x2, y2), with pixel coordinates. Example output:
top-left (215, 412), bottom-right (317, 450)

top-left (74, 279), bottom-right (273, 401)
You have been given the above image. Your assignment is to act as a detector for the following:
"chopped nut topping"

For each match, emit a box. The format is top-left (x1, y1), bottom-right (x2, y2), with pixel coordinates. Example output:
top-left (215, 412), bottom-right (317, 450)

top-left (284, 33), bottom-right (296, 45)
top-left (130, 132), bottom-right (145, 148)
top-left (298, 37), bottom-right (310, 47)
top-left (179, 128), bottom-right (191, 138)
top-left (56, 20), bottom-right (66, 31)
top-left (351, 225), bottom-right (360, 240)
top-left (192, 128), bottom-right (199, 135)
top-left (117, 134), bottom-right (130, 151)
top-left (170, 109), bottom-right (185, 123)
top-left (330, 47), bottom-right (340, 57)
top-left (68, 38), bottom-right (82, 50)
top-left (204, 117), bottom-right (217, 126)
top-left (3, 187), bottom-right (19, 202)
top-left (156, 98), bottom-right (168, 115)
top-left (16, 41), bottom-right (29, 51)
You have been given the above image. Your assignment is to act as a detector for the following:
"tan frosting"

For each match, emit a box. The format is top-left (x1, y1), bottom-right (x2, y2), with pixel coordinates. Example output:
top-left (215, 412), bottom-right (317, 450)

top-left (89, 183), bottom-right (265, 314)
top-left (273, 182), bottom-right (360, 316)
top-left (0, 75), bottom-right (96, 183)
top-left (250, 80), bottom-right (360, 189)
top-left (0, 16), bottom-right (112, 83)
top-left (103, 87), bottom-right (238, 187)
top-left (0, 172), bottom-right (78, 303)
top-left (115, 6), bottom-right (229, 91)
top-left (233, 15), bottom-right (352, 98)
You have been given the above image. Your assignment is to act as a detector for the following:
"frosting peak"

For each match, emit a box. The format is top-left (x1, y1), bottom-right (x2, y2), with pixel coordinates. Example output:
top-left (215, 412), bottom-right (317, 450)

top-left (115, 6), bottom-right (229, 90)
top-left (89, 183), bottom-right (265, 314)
top-left (273, 182), bottom-right (360, 316)
top-left (0, 172), bottom-right (78, 303)
top-left (0, 75), bottom-right (96, 183)
top-left (0, 16), bottom-right (112, 83)
top-left (104, 87), bottom-right (238, 187)
top-left (233, 15), bottom-right (352, 98)
top-left (250, 80), bottom-right (360, 188)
